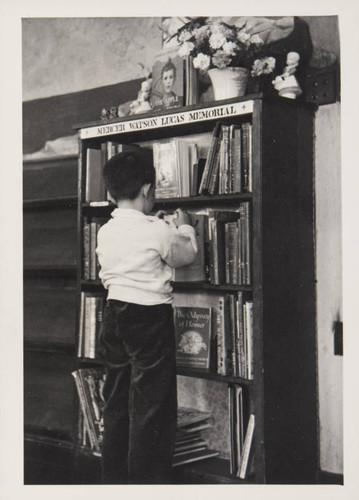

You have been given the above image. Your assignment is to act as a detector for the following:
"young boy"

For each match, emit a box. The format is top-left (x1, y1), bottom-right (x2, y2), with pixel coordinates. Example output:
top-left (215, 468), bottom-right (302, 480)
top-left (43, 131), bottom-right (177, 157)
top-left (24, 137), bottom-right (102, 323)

top-left (96, 147), bottom-right (197, 484)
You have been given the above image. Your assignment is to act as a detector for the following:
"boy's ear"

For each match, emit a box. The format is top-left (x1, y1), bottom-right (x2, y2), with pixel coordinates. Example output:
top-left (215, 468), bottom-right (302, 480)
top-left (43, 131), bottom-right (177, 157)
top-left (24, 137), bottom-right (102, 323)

top-left (143, 183), bottom-right (152, 198)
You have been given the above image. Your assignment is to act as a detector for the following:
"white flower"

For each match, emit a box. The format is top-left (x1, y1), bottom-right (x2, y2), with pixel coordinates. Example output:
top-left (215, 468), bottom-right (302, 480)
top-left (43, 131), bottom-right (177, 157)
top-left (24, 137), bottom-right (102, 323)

top-left (212, 50), bottom-right (232, 69)
top-left (194, 25), bottom-right (210, 42)
top-left (209, 32), bottom-right (226, 50)
top-left (178, 41), bottom-right (195, 58)
top-left (222, 41), bottom-right (237, 56)
top-left (250, 34), bottom-right (264, 45)
top-left (193, 53), bottom-right (211, 71)
top-left (178, 29), bottom-right (193, 43)
top-left (251, 57), bottom-right (276, 77)
top-left (237, 30), bottom-right (251, 44)
top-left (210, 21), bottom-right (223, 34)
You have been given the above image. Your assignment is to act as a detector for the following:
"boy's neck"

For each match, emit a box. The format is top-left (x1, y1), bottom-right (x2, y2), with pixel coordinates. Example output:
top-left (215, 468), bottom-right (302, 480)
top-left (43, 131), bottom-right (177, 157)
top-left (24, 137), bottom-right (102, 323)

top-left (117, 197), bottom-right (145, 214)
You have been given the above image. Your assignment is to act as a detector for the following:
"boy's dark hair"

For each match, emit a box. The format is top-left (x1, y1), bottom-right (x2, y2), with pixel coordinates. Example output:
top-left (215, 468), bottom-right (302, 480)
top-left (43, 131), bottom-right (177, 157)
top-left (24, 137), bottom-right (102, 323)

top-left (103, 146), bottom-right (155, 201)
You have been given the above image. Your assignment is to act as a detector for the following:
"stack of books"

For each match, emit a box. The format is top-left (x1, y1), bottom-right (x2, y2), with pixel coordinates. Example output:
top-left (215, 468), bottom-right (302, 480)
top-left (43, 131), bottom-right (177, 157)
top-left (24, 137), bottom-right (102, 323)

top-left (174, 407), bottom-right (219, 466)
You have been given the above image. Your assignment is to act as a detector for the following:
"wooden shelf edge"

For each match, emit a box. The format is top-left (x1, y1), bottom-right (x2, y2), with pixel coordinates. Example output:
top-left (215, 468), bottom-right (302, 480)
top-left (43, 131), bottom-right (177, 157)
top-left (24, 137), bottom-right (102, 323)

top-left (80, 279), bottom-right (252, 292)
top-left (25, 428), bottom-right (74, 448)
top-left (24, 340), bottom-right (76, 355)
top-left (177, 368), bottom-right (253, 385)
top-left (73, 94), bottom-right (262, 130)
top-left (81, 193), bottom-right (253, 215)
top-left (24, 265), bottom-right (77, 278)
top-left (24, 196), bottom-right (78, 210)
top-left (23, 154), bottom-right (78, 164)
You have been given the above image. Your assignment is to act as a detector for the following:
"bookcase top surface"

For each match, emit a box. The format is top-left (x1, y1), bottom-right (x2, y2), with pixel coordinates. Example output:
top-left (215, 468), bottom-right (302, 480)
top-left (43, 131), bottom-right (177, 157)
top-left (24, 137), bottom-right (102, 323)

top-left (75, 97), bottom-right (257, 140)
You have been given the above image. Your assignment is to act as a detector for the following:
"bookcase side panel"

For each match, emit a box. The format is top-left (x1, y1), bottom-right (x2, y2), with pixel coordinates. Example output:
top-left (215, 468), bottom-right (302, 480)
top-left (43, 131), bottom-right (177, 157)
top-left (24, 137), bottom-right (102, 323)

top-left (260, 102), bottom-right (318, 484)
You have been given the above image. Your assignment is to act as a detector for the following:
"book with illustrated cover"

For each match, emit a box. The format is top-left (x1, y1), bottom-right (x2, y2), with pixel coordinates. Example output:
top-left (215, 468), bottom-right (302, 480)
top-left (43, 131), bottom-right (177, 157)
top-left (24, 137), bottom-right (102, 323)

top-left (153, 140), bottom-right (180, 198)
top-left (172, 212), bottom-right (206, 282)
top-left (174, 306), bottom-right (212, 371)
top-left (150, 45), bottom-right (184, 111)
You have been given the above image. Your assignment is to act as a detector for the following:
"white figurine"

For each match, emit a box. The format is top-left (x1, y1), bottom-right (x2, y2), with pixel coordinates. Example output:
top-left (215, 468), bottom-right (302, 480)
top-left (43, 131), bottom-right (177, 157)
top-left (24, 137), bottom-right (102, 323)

top-left (272, 52), bottom-right (302, 99)
top-left (129, 79), bottom-right (153, 115)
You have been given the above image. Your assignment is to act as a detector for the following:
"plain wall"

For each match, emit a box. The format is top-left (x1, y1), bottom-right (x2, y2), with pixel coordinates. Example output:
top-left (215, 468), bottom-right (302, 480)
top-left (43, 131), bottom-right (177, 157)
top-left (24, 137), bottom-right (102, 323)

top-left (22, 16), bottom-right (343, 475)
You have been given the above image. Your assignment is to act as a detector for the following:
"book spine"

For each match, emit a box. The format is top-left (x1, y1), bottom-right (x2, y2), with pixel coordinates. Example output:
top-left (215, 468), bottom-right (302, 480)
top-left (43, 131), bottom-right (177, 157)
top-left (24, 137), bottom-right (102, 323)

top-left (238, 414), bottom-right (255, 479)
top-left (225, 222), bottom-right (239, 285)
top-left (77, 291), bottom-right (85, 358)
top-left (236, 292), bottom-right (244, 379)
top-left (222, 125), bottom-right (230, 194)
top-left (88, 298), bottom-right (96, 359)
top-left (199, 122), bottom-right (221, 194)
top-left (235, 385), bottom-right (244, 472)
top-left (245, 301), bottom-right (254, 380)
top-left (244, 202), bottom-right (251, 285)
top-left (207, 135), bottom-right (222, 195)
top-left (82, 222), bottom-right (90, 280)
top-left (229, 294), bottom-right (237, 376)
top-left (231, 127), bottom-right (242, 193)
top-left (228, 385), bottom-right (236, 474)
top-left (241, 123), bottom-right (252, 193)
top-left (216, 297), bottom-right (226, 376)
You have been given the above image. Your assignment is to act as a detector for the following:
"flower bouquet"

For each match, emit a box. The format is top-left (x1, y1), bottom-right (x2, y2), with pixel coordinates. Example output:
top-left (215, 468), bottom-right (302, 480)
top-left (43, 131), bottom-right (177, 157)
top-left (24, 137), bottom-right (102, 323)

top-left (170, 17), bottom-right (277, 99)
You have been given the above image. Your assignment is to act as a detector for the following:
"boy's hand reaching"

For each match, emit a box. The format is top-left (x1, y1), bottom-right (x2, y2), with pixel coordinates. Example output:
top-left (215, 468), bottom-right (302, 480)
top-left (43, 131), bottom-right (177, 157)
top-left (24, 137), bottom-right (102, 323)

top-left (173, 208), bottom-right (191, 227)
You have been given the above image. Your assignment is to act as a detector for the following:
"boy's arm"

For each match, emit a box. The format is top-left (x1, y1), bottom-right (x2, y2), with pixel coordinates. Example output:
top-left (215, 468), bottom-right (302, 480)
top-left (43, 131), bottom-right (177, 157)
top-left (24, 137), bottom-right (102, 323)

top-left (158, 210), bottom-right (198, 268)
top-left (161, 223), bottom-right (198, 268)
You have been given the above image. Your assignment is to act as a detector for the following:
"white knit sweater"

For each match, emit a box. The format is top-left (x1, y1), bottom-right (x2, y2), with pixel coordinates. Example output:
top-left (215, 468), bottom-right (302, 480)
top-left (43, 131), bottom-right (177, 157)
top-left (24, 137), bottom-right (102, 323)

top-left (96, 208), bottom-right (198, 305)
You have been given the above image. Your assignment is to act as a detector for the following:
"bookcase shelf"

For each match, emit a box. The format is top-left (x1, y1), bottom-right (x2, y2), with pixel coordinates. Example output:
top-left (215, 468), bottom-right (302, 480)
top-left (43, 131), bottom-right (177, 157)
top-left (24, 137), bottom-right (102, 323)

top-left (24, 340), bottom-right (76, 355)
top-left (23, 196), bottom-right (77, 210)
top-left (177, 368), bottom-right (253, 386)
top-left (24, 265), bottom-right (77, 278)
top-left (80, 279), bottom-right (252, 293)
top-left (81, 193), bottom-right (252, 218)
top-left (73, 96), bottom-right (319, 485)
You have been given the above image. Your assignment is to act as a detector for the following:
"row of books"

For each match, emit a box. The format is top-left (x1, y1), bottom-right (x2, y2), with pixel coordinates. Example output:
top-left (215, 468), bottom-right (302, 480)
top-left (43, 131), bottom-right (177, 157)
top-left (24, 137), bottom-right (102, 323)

top-left (82, 207), bottom-right (251, 286)
top-left (153, 121), bottom-right (252, 198)
top-left (228, 385), bottom-right (255, 479)
top-left (174, 297), bottom-right (253, 379)
top-left (77, 297), bottom-right (253, 379)
top-left (172, 206), bottom-right (251, 286)
top-left (77, 292), bottom-right (105, 359)
top-left (72, 367), bottom-right (219, 467)
top-left (84, 120), bottom-right (253, 204)
top-left (82, 218), bottom-right (106, 281)
top-left (198, 121), bottom-right (252, 196)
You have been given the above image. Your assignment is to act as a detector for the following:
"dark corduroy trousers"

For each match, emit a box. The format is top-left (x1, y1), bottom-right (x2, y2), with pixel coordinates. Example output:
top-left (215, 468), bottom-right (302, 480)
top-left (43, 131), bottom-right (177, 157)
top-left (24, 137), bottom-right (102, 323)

top-left (99, 299), bottom-right (177, 484)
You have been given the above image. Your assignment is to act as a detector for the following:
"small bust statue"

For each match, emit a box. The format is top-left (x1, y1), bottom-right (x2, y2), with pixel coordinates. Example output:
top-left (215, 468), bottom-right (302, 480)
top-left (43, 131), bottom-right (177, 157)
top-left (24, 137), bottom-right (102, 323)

top-left (272, 52), bottom-right (302, 99)
top-left (129, 79), bottom-right (153, 115)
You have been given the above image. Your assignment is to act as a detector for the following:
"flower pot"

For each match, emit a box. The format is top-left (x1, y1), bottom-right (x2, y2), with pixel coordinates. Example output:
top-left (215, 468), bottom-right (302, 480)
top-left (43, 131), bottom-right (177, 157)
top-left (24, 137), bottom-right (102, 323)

top-left (207, 67), bottom-right (249, 100)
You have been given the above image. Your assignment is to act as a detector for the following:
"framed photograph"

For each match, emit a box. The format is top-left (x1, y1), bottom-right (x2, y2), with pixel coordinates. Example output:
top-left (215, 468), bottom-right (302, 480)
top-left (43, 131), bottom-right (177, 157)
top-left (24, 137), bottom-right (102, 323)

top-left (150, 45), bottom-right (184, 111)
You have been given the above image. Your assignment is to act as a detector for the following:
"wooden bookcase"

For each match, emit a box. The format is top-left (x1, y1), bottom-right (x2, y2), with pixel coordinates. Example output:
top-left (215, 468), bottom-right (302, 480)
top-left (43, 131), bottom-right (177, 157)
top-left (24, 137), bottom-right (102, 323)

top-left (74, 94), bottom-right (318, 484)
top-left (23, 155), bottom-right (79, 484)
